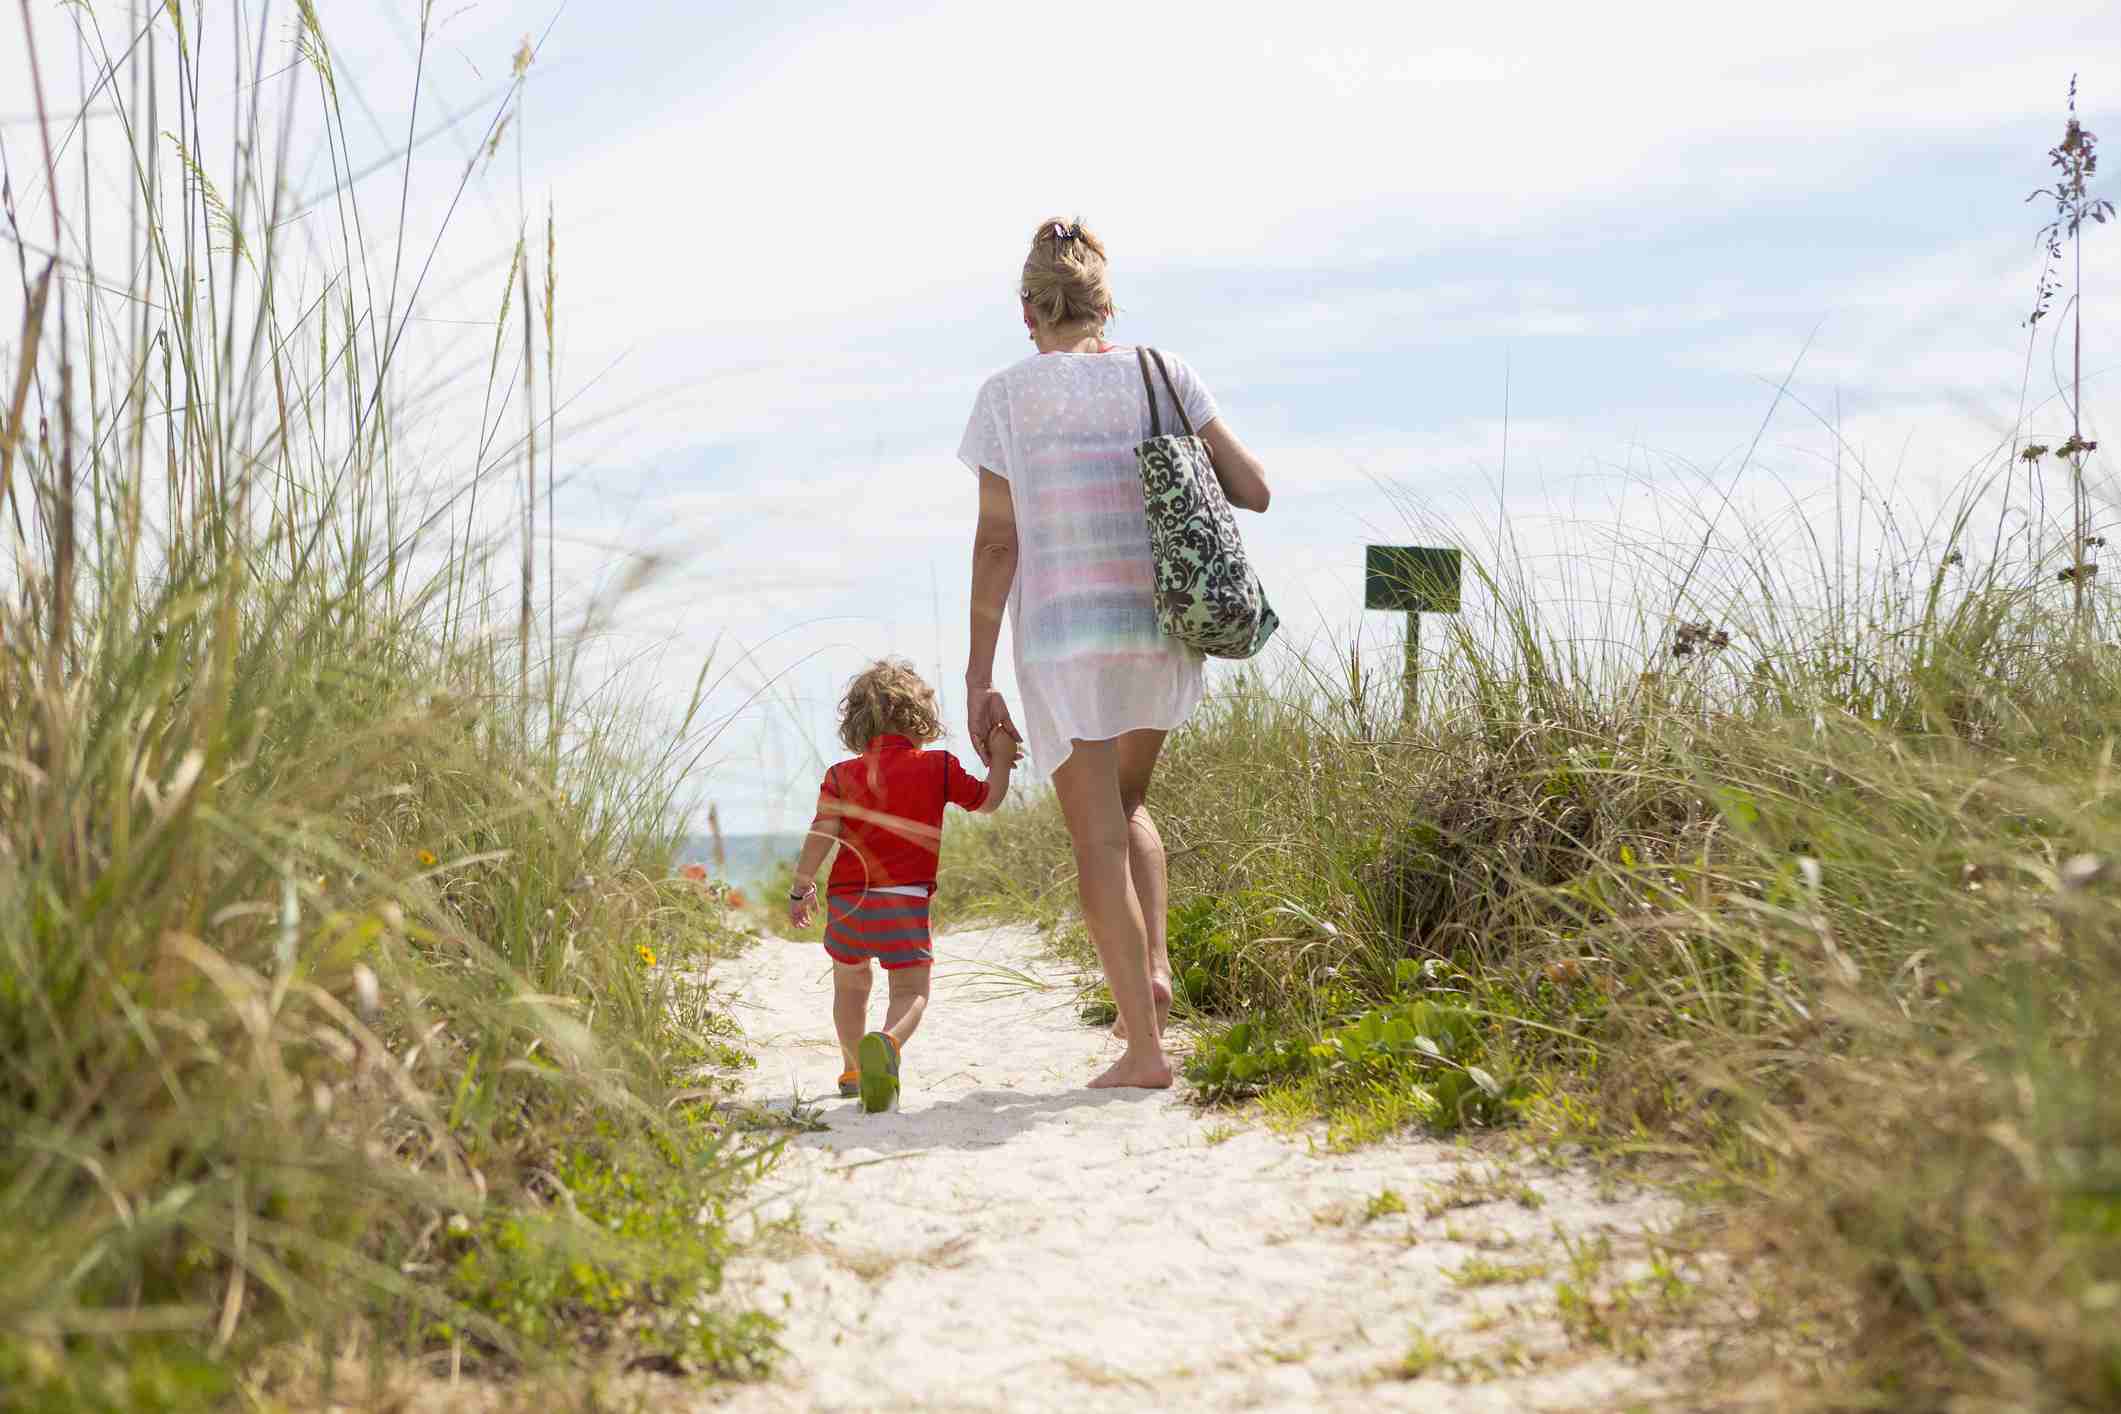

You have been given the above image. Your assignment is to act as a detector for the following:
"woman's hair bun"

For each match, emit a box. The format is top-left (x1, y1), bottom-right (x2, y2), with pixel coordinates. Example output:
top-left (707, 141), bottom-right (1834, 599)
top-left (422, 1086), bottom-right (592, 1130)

top-left (1020, 216), bottom-right (1114, 330)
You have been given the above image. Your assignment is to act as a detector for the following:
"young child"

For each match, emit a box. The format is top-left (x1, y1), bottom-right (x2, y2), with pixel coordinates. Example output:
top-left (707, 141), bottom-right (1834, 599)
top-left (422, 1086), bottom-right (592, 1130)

top-left (788, 659), bottom-right (1018, 1112)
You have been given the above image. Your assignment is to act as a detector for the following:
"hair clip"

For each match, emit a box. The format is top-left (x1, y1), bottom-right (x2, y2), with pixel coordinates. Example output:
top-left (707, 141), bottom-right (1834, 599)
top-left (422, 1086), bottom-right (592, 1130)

top-left (1051, 221), bottom-right (1076, 243)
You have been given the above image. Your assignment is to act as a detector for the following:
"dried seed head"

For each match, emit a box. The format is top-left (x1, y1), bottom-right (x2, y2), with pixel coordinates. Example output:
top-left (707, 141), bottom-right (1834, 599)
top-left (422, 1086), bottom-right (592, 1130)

top-left (1670, 620), bottom-right (1731, 659)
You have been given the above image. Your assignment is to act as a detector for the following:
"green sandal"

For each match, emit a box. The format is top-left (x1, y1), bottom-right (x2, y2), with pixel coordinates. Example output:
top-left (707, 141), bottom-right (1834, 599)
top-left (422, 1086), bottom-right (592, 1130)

top-left (857, 1032), bottom-right (900, 1114)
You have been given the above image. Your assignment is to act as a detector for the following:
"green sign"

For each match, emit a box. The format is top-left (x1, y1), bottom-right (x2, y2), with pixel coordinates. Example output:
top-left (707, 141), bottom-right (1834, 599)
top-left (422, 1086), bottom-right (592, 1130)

top-left (1364, 546), bottom-right (1462, 614)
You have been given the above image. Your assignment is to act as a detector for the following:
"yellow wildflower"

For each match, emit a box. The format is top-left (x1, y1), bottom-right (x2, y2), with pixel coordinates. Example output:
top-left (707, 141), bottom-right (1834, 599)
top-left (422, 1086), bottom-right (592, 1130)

top-left (416, 849), bottom-right (438, 868)
top-left (636, 944), bottom-right (657, 968)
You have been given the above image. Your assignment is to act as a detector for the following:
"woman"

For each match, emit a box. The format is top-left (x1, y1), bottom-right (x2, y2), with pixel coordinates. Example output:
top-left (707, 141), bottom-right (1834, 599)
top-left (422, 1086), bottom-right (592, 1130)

top-left (956, 218), bottom-right (1272, 1089)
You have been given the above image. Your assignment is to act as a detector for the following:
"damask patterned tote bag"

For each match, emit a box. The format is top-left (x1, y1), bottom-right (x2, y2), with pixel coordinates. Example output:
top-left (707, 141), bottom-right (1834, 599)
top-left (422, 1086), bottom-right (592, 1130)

top-left (1135, 347), bottom-right (1279, 659)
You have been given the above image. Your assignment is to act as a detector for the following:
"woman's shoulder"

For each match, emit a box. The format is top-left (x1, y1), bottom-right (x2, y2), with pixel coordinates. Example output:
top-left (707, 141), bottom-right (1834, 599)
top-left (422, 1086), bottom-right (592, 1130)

top-left (981, 352), bottom-right (1049, 385)
top-left (1139, 345), bottom-right (1201, 373)
top-left (1139, 347), bottom-right (1216, 410)
top-left (965, 355), bottom-right (1033, 413)
top-left (1110, 344), bottom-right (1201, 384)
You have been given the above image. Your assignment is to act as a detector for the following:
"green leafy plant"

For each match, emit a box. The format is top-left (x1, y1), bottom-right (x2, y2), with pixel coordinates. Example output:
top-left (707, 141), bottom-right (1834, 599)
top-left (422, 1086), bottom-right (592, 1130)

top-left (1168, 894), bottom-right (1245, 1013)
top-left (1184, 1018), bottom-right (1316, 1098)
top-left (435, 1111), bottom-right (779, 1377)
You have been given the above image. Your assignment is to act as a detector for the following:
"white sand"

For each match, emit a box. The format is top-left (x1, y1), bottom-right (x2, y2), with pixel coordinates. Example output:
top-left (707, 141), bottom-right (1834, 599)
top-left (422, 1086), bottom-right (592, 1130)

top-left (693, 924), bottom-right (1684, 1413)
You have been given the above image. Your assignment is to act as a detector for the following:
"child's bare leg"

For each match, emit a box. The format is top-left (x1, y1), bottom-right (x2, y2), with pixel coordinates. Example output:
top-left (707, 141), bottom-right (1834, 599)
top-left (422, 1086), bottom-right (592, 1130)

top-left (832, 961), bottom-right (872, 1071)
top-left (882, 964), bottom-right (930, 1049)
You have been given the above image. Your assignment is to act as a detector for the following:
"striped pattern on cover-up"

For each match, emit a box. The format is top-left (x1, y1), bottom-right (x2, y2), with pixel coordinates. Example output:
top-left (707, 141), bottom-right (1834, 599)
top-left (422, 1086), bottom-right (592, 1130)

top-left (956, 347), bottom-right (1219, 774)
top-left (821, 891), bottom-right (933, 970)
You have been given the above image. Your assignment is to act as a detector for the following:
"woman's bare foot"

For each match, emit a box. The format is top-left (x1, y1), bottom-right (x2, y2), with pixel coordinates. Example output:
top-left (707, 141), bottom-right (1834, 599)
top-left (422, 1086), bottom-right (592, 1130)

top-left (1112, 975), bottom-right (1173, 1042)
top-left (1088, 1049), bottom-right (1174, 1089)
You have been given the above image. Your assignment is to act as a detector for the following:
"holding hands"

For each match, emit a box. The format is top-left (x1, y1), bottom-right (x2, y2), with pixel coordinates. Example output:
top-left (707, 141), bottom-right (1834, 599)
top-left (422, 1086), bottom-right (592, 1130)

top-left (965, 684), bottom-right (1021, 816)
top-left (967, 685), bottom-right (1021, 767)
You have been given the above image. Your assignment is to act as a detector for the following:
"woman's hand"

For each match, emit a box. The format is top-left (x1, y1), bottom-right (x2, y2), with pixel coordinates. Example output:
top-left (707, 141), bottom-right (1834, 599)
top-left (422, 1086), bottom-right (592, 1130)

top-left (967, 685), bottom-right (1021, 766)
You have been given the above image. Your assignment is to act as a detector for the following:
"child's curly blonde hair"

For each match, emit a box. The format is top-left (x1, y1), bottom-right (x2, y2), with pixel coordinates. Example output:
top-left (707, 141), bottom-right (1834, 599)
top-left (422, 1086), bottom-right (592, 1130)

top-left (837, 658), bottom-right (942, 753)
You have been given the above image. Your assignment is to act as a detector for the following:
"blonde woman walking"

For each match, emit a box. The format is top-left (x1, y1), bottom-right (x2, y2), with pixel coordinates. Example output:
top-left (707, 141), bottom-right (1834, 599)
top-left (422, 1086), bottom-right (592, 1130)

top-left (957, 218), bottom-right (1272, 1089)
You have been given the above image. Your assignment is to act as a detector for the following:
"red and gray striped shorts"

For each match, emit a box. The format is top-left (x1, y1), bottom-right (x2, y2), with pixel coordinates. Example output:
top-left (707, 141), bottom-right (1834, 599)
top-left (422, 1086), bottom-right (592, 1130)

top-left (821, 890), bottom-right (934, 970)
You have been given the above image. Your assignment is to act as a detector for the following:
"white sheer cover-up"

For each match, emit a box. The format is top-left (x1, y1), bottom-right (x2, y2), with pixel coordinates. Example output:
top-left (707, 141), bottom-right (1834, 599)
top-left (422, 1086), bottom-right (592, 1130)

top-left (957, 348), bottom-right (1221, 773)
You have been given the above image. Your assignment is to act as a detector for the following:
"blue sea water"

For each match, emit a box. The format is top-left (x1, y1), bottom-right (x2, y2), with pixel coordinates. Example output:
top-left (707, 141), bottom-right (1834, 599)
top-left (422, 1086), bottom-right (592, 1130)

top-left (676, 831), bottom-right (811, 891)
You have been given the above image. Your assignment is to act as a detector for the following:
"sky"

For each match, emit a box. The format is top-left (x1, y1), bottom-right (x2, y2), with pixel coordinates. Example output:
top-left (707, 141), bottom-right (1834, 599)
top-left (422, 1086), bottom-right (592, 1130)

top-left (4, 0), bottom-right (2117, 833)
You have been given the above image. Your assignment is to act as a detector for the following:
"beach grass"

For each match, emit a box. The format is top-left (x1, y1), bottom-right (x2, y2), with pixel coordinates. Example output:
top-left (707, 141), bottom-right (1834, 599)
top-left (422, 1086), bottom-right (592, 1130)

top-left (0, 6), bottom-right (771, 1406)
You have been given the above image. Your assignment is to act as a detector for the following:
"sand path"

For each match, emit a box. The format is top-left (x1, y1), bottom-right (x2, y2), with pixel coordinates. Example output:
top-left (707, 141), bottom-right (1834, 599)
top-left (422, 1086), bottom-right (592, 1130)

top-left (698, 925), bottom-right (1681, 1413)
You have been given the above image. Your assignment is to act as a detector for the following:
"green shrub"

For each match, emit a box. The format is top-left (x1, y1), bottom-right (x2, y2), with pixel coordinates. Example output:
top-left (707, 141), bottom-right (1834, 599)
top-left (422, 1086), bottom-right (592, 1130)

top-left (436, 1109), bottom-right (778, 1378)
top-left (1185, 1017), bottom-right (1315, 1097)
top-left (1186, 964), bottom-right (1523, 1134)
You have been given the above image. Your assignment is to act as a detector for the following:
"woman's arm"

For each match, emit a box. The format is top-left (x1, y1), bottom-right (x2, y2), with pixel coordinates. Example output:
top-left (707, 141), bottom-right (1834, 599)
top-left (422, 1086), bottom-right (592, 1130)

top-left (965, 468), bottom-right (1022, 763)
top-left (1199, 418), bottom-right (1271, 513)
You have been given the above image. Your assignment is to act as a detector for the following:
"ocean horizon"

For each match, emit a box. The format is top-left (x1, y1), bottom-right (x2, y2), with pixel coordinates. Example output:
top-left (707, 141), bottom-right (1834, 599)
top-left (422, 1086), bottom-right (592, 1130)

top-left (676, 830), bottom-right (810, 891)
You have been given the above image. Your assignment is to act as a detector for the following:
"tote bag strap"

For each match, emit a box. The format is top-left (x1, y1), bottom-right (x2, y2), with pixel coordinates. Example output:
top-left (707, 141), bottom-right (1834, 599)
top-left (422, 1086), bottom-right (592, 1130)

top-left (1137, 347), bottom-right (1163, 438)
top-left (1138, 346), bottom-right (1197, 440)
top-left (1146, 348), bottom-right (1193, 438)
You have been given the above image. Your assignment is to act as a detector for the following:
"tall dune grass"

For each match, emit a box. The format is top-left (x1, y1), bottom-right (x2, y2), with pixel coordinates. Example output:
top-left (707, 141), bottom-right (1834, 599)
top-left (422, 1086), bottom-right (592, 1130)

top-left (1, 6), bottom-right (769, 1406)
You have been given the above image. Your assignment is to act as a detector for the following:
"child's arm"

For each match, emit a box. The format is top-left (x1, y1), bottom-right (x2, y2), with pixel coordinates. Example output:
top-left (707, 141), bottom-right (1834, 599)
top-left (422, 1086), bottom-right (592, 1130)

top-left (788, 816), bottom-right (839, 929)
top-left (976, 722), bottom-right (1019, 814)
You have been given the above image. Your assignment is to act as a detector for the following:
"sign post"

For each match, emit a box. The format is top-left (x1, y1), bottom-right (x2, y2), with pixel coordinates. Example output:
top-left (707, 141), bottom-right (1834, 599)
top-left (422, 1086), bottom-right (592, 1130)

top-left (1364, 546), bottom-right (1462, 724)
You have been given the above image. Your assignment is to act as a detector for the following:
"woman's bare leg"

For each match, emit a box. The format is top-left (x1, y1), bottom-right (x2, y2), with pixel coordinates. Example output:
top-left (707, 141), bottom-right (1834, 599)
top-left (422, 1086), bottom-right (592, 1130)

top-left (1112, 729), bottom-right (1172, 1040)
top-left (1052, 737), bottom-right (1173, 1089)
